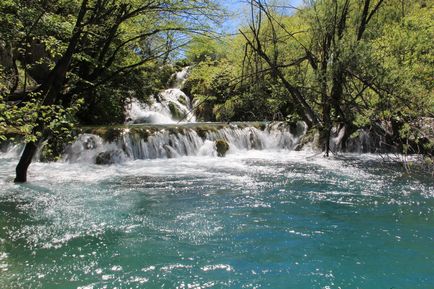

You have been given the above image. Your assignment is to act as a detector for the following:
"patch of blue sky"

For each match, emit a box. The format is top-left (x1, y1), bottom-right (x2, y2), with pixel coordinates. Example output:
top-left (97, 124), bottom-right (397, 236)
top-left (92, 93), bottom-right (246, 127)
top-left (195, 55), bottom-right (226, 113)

top-left (218, 0), bottom-right (304, 34)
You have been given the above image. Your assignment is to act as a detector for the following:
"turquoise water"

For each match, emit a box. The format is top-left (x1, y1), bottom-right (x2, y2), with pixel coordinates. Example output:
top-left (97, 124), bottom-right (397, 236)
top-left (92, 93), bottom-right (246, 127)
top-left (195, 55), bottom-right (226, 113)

top-left (0, 151), bottom-right (433, 288)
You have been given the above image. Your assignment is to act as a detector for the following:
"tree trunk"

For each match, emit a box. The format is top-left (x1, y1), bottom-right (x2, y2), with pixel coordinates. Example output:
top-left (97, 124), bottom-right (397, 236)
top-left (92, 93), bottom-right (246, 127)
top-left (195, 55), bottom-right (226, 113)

top-left (14, 142), bottom-right (38, 183)
top-left (321, 103), bottom-right (332, 157)
top-left (340, 123), bottom-right (356, 152)
top-left (324, 128), bottom-right (331, 157)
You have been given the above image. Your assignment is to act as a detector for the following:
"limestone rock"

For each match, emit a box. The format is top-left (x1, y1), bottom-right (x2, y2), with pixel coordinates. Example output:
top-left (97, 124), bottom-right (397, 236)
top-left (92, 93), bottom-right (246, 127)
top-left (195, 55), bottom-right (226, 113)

top-left (215, 139), bottom-right (229, 157)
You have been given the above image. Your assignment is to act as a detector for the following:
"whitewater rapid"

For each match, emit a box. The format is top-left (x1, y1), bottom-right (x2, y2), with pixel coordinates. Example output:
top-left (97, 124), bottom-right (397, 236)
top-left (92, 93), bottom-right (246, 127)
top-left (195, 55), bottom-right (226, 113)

top-left (1, 136), bottom-right (433, 288)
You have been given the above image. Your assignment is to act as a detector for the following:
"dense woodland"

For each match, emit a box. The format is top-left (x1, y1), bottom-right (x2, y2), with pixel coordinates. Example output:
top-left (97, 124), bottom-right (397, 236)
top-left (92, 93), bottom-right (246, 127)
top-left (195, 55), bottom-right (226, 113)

top-left (0, 0), bottom-right (433, 182)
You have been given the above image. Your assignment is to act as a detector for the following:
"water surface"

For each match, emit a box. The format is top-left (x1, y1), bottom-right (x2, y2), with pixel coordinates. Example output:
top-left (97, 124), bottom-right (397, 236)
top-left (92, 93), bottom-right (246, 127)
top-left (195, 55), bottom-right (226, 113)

top-left (0, 151), bottom-right (433, 288)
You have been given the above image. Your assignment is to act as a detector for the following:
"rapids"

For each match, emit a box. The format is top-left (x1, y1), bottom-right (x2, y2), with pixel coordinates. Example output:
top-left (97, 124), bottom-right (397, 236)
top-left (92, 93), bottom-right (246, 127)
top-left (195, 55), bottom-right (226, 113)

top-left (1, 68), bottom-right (433, 289)
top-left (0, 149), bottom-right (433, 288)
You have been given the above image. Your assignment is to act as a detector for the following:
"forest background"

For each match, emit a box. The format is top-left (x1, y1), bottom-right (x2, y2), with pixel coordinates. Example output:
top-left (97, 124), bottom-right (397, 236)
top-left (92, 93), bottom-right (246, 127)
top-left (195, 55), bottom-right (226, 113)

top-left (0, 0), bottom-right (432, 181)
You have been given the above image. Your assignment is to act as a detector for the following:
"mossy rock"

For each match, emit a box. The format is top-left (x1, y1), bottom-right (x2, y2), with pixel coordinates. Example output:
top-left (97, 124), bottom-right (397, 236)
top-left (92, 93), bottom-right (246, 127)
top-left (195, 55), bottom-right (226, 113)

top-left (168, 127), bottom-right (184, 135)
top-left (178, 96), bottom-right (187, 106)
top-left (215, 139), bottom-right (229, 157)
top-left (130, 128), bottom-right (153, 142)
top-left (168, 102), bottom-right (183, 120)
top-left (196, 127), bottom-right (208, 139)
top-left (288, 122), bottom-right (298, 135)
top-left (90, 127), bottom-right (122, 142)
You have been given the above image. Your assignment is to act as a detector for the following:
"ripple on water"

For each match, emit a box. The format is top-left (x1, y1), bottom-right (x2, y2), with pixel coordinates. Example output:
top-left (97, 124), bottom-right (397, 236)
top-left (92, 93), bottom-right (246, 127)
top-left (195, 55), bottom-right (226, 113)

top-left (0, 151), bottom-right (433, 288)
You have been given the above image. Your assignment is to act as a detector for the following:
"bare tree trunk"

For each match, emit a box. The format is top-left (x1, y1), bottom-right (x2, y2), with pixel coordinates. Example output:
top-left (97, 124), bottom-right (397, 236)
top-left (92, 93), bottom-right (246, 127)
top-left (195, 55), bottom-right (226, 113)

top-left (14, 142), bottom-right (38, 183)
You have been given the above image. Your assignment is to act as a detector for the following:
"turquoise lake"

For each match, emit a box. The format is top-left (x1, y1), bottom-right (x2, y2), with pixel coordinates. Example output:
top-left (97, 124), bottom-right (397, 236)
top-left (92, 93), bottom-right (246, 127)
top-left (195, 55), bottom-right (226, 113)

top-left (0, 151), bottom-right (433, 288)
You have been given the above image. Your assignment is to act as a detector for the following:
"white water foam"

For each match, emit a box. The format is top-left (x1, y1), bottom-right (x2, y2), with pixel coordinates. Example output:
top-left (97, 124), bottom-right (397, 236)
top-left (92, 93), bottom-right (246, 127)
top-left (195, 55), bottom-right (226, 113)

top-left (63, 122), bottom-right (308, 164)
top-left (125, 67), bottom-right (195, 124)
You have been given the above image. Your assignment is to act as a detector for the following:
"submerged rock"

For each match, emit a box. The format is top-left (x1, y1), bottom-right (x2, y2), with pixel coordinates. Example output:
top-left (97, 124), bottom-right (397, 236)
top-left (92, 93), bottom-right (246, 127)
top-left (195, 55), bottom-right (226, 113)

top-left (95, 150), bottom-right (125, 165)
top-left (215, 139), bottom-right (229, 157)
top-left (84, 136), bottom-right (97, 150)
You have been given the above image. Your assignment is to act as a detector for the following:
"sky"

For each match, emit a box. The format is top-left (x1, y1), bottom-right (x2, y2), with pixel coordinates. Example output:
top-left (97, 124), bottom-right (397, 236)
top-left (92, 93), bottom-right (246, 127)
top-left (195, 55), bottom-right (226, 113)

top-left (219, 0), bottom-right (304, 34)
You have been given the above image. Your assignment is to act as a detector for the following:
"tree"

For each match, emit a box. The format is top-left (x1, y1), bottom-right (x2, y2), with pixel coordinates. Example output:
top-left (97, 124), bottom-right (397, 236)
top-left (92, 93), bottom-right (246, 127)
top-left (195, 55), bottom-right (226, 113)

top-left (238, 0), bottom-right (390, 155)
top-left (0, 0), bottom-right (221, 182)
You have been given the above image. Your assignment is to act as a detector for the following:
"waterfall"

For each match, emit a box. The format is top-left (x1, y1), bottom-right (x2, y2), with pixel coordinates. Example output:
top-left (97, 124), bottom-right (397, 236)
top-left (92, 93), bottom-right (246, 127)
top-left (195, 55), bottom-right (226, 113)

top-left (2, 120), bottom-right (423, 165)
top-left (125, 67), bottom-right (195, 124)
top-left (171, 66), bottom-right (190, 88)
top-left (0, 142), bottom-right (23, 159)
top-left (64, 122), bottom-right (308, 164)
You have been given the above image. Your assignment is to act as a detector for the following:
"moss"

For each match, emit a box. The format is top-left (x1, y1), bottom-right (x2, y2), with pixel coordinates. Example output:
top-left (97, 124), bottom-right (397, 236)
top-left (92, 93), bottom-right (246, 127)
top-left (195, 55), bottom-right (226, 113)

top-left (196, 127), bottom-right (208, 139)
top-left (215, 139), bottom-right (229, 157)
top-left (130, 127), bottom-right (153, 142)
top-left (89, 127), bottom-right (122, 142)
top-left (103, 128), bottom-right (122, 142)
top-left (194, 125), bottom-right (218, 139)
top-left (168, 127), bottom-right (184, 135)
top-left (168, 102), bottom-right (183, 120)
top-left (178, 96), bottom-right (187, 107)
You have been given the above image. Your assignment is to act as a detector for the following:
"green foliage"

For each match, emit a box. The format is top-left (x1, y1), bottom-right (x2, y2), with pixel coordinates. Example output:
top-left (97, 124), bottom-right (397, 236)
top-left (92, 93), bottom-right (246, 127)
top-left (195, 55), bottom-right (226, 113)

top-left (0, 0), bottom-right (222, 145)
top-left (0, 91), bottom-right (82, 149)
top-left (184, 58), bottom-right (237, 121)
top-left (186, 36), bottom-right (226, 62)
top-left (1, 0), bottom-right (432, 165)
top-left (370, 4), bottom-right (434, 118)
top-left (184, 0), bottom-right (432, 156)
top-left (185, 56), bottom-right (297, 122)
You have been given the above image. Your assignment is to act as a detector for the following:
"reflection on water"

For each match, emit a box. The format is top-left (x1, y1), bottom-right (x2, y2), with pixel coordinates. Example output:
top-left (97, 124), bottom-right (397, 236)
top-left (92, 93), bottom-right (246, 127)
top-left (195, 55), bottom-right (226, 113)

top-left (0, 151), bottom-right (433, 289)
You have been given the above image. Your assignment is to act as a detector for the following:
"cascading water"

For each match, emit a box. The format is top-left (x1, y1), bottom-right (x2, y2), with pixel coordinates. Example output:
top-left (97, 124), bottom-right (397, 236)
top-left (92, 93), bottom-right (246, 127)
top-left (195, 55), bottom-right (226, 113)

top-left (4, 66), bottom-right (429, 165)
top-left (125, 67), bottom-right (196, 124)
top-left (65, 122), bottom-right (308, 164)
top-left (68, 66), bottom-right (311, 164)
top-left (1, 72), bottom-right (433, 289)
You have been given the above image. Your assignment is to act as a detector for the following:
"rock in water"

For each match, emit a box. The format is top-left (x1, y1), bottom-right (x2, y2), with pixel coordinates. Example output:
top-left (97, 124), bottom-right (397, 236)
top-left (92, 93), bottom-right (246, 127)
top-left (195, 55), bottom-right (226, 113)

top-left (95, 150), bottom-right (125, 165)
top-left (215, 139), bottom-right (229, 157)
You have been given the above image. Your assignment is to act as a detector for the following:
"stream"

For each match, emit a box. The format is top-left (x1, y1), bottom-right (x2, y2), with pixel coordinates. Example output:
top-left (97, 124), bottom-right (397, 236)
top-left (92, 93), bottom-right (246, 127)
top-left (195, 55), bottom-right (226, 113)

top-left (0, 149), bottom-right (433, 288)
top-left (0, 67), bottom-right (432, 289)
